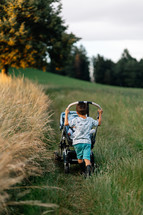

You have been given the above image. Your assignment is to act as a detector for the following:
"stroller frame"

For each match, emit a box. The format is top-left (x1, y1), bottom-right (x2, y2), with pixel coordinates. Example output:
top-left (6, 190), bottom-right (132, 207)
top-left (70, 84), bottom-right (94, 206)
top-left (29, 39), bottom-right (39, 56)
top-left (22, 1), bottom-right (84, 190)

top-left (58, 101), bottom-right (102, 173)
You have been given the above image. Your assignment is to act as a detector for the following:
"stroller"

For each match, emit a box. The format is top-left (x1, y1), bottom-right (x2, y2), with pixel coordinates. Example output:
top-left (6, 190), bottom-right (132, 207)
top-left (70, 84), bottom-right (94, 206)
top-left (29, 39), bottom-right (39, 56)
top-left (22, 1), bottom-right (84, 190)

top-left (56, 101), bottom-right (102, 174)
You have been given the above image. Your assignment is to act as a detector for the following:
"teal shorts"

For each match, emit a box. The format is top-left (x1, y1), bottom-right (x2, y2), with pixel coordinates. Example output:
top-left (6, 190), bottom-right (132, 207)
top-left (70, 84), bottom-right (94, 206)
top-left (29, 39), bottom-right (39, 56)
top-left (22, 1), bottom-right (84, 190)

top-left (74, 143), bottom-right (91, 160)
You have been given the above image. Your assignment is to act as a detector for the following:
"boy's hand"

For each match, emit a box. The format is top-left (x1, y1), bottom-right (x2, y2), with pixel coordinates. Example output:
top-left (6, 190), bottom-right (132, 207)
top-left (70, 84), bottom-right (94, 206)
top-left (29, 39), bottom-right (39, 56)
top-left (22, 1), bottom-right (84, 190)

top-left (98, 109), bottom-right (103, 114)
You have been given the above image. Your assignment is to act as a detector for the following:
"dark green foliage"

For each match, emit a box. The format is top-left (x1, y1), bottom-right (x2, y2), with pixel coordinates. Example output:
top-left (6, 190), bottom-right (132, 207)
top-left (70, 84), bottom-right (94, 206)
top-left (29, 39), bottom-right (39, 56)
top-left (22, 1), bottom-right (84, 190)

top-left (48, 32), bottom-right (79, 74)
top-left (114, 49), bottom-right (137, 87)
top-left (93, 55), bottom-right (115, 85)
top-left (93, 49), bottom-right (143, 88)
top-left (63, 45), bottom-right (90, 81)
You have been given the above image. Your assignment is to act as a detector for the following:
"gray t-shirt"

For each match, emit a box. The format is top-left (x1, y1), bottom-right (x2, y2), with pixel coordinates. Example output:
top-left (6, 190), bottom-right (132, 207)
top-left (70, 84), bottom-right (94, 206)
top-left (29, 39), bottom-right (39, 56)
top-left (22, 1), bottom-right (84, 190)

top-left (69, 117), bottom-right (98, 145)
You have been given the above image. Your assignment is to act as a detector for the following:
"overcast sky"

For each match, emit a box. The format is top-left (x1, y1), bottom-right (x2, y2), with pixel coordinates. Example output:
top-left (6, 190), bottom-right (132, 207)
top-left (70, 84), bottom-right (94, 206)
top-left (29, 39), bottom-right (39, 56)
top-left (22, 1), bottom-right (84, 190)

top-left (61, 0), bottom-right (143, 62)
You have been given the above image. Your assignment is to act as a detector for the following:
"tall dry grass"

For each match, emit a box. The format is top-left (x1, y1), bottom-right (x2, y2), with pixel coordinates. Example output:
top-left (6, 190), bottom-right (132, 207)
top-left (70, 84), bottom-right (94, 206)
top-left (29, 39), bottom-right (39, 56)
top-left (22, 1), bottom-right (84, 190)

top-left (0, 74), bottom-right (53, 212)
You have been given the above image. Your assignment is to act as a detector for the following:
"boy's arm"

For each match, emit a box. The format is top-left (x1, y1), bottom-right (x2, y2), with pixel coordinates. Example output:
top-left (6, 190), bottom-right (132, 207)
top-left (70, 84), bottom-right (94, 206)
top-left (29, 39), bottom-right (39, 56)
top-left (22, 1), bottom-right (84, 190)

top-left (98, 109), bottom-right (103, 126)
top-left (64, 108), bottom-right (69, 126)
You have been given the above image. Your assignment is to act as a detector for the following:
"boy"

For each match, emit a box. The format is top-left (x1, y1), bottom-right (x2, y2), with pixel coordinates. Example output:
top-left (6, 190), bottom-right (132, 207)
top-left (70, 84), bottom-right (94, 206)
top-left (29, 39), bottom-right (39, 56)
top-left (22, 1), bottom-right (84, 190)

top-left (64, 102), bottom-right (103, 177)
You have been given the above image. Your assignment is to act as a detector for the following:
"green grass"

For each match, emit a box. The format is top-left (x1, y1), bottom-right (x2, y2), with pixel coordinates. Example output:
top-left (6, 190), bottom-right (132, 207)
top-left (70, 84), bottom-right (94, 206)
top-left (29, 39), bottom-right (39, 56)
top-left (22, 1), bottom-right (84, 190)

top-left (8, 68), bottom-right (143, 215)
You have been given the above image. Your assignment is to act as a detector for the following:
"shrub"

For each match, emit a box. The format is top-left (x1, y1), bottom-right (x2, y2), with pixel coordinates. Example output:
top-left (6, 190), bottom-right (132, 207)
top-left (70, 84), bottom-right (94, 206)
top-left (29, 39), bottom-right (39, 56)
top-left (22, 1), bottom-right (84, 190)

top-left (0, 74), bottom-right (52, 212)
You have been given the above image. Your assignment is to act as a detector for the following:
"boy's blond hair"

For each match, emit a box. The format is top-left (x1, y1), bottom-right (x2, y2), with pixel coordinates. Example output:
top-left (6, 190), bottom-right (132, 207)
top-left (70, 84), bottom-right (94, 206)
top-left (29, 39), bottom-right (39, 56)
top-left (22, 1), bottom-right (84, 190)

top-left (76, 103), bottom-right (87, 115)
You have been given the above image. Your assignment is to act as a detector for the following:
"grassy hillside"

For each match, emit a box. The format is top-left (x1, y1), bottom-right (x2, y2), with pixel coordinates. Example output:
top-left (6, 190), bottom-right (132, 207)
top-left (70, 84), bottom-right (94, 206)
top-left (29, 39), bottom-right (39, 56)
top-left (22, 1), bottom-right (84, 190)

top-left (8, 68), bottom-right (143, 215)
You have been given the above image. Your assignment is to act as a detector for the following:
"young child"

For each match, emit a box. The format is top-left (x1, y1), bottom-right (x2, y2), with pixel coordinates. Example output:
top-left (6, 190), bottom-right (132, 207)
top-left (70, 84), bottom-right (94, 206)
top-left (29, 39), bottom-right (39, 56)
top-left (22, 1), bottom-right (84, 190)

top-left (64, 102), bottom-right (103, 177)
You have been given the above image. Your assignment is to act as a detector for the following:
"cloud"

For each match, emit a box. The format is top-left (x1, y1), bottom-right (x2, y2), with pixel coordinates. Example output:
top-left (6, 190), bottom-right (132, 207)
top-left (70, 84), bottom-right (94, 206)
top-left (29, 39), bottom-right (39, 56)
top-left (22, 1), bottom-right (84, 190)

top-left (61, 0), bottom-right (143, 61)
top-left (61, 0), bottom-right (143, 40)
top-left (67, 21), bottom-right (143, 40)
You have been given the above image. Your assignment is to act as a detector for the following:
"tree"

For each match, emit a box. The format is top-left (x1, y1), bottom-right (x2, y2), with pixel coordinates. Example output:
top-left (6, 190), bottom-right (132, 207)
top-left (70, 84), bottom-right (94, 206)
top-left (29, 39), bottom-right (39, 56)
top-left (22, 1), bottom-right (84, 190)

top-left (0, 0), bottom-right (78, 74)
top-left (63, 45), bottom-right (90, 81)
top-left (74, 45), bottom-right (90, 81)
top-left (93, 55), bottom-right (115, 85)
top-left (115, 49), bottom-right (137, 86)
top-left (136, 59), bottom-right (143, 88)
top-left (48, 32), bottom-right (79, 74)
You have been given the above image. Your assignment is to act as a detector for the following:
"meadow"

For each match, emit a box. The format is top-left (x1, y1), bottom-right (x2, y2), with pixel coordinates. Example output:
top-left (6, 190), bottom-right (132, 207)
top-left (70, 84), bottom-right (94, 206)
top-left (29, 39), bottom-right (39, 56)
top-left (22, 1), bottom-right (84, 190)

top-left (2, 68), bottom-right (143, 214)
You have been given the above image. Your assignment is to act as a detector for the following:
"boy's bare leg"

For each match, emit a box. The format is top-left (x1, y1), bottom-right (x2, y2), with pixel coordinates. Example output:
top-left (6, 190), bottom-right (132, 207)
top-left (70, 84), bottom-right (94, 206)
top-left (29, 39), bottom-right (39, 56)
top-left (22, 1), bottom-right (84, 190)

top-left (78, 159), bottom-right (83, 163)
top-left (84, 159), bottom-right (91, 166)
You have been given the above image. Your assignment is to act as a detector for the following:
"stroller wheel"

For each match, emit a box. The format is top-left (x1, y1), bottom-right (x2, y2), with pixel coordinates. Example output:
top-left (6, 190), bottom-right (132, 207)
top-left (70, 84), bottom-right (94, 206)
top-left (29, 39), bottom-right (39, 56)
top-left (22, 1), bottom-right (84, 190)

top-left (64, 163), bottom-right (70, 174)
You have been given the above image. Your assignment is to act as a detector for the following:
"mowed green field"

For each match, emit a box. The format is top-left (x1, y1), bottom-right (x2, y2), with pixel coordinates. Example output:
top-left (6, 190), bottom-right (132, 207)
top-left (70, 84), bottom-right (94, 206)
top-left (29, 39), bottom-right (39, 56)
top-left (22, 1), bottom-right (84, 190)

top-left (9, 68), bottom-right (143, 215)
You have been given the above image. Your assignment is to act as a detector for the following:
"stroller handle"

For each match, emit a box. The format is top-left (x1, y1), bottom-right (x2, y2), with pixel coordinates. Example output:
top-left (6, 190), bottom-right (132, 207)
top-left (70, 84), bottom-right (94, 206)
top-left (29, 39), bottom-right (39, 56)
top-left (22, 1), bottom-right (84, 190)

top-left (67, 101), bottom-right (102, 110)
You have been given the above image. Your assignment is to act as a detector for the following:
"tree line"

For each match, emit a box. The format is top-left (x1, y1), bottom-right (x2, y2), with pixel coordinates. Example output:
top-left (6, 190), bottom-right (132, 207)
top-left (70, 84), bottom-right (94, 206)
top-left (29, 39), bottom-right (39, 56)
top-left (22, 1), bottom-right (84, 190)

top-left (92, 49), bottom-right (143, 88)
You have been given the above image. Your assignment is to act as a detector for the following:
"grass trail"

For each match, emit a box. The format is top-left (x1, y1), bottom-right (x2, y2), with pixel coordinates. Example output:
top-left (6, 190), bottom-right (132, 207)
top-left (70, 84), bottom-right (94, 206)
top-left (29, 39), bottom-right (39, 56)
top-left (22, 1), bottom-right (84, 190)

top-left (8, 68), bottom-right (143, 215)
